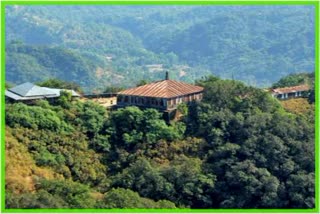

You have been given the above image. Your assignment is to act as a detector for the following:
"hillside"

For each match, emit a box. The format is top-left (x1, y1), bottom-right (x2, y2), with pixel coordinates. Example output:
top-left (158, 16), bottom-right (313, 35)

top-left (280, 98), bottom-right (314, 116)
top-left (5, 5), bottom-right (315, 92)
top-left (6, 42), bottom-right (99, 91)
top-left (5, 76), bottom-right (315, 209)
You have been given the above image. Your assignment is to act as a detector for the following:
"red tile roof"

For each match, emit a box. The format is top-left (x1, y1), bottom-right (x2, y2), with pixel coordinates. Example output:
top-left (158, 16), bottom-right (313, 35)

top-left (272, 84), bottom-right (310, 94)
top-left (118, 80), bottom-right (204, 98)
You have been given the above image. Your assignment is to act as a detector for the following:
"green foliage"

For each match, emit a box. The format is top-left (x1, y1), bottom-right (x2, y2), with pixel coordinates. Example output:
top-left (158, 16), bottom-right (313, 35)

top-left (196, 76), bottom-right (281, 113)
top-left (6, 190), bottom-right (69, 208)
top-left (74, 101), bottom-right (107, 135)
top-left (6, 103), bottom-right (72, 132)
top-left (222, 160), bottom-right (280, 208)
top-left (136, 79), bottom-right (149, 87)
top-left (9, 126), bottom-right (108, 186)
top-left (5, 82), bottom-right (14, 89)
top-left (5, 76), bottom-right (315, 209)
top-left (90, 134), bottom-right (111, 153)
top-left (55, 91), bottom-right (73, 109)
top-left (141, 137), bottom-right (207, 163)
top-left (185, 77), bottom-right (314, 208)
top-left (272, 73), bottom-right (314, 88)
top-left (109, 107), bottom-right (184, 146)
top-left (160, 156), bottom-right (215, 207)
top-left (177, 102), bottom-right (188, 115)
top-left (6, 100), bottom-right (110, 187)
top-left (112, 158), bottom-right (175, 201)
top-left (285, 172), bottom-right (315, 208)
top-left (5, 127), bottom-right (61, 194)
top-left (38, 78), bottom-right (83, 93)
top-left (104, 107), bottom-right (185, 172)
top-left (280, 98), bottom-right (315, 122)
top-left (98, 188), bottom-right (176, 208)
top-left (36, 179), bottom-right (96, 208)
top-left (112, 157), bottom-right (214, 208)
top-left (37, 179), bottom-right (95, 208)
top-left (6, 43), bottom-right (97, 92)
top-left (103, 86), bottom-right (124, 93)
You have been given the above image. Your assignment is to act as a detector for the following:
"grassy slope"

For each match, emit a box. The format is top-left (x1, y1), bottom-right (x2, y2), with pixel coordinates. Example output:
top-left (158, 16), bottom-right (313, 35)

top-left (280, 98), bottom-right (314, 115)
top-left (5, 127), bottom-right (62, 194)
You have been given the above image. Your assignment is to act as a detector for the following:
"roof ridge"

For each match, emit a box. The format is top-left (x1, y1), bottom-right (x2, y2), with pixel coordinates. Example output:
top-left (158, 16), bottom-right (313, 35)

top-left (274, 84), bottom-right (309, 90)
top-left (9, 82), bottom-right (36, 96)
top-left (118, 79), bottom-right (203, 98)
top-left (272, 84), bottom-right (310, 94)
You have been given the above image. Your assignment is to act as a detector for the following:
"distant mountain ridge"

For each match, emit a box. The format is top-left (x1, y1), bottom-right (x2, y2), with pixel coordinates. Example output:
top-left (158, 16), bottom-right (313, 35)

top-left (6, 5), bottom-right (315, 92)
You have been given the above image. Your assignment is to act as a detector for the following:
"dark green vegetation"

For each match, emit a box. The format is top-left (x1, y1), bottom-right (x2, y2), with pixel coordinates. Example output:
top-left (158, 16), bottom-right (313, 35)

top-left (5, 76), bottom-right (315, 209)
top-left (272, 73), bottom-right (314, 88)
top-left (6, 42), bottom-right (100, 92)
top-left (6, 6), bottom-right (314, 92)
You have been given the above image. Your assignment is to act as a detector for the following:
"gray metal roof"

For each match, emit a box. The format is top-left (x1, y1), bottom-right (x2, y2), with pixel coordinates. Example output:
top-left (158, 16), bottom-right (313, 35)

top-left (9, 82), bottom-right (57, 97)
top-left (5, 90), bottom-right (26, 100)
top-left (42, 87), bottom-right (80, 97)
top-left (6, 82), bottom-right (80, 100)
top-left (5, 90), bottom-right (57, 100)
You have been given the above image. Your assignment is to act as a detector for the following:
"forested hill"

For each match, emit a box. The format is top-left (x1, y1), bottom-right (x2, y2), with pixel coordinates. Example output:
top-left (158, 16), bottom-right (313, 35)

top-left (6, 5), bottom-right (314, 92)
top-left (5, 76), bottom-right (315, 209)
top-left (6, 42), bottom-right (109, 92)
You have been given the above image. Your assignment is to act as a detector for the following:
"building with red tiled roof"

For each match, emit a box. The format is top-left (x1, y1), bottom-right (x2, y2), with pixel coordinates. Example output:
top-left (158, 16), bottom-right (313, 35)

top-left (117, 72), bottom-right (204, 111)
top-left (271, 84), bottom-right (310, 99)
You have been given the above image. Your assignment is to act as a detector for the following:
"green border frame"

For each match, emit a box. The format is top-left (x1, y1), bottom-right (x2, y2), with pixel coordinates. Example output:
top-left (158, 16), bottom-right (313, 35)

top-left (0, 0), bottom-right (319, 213)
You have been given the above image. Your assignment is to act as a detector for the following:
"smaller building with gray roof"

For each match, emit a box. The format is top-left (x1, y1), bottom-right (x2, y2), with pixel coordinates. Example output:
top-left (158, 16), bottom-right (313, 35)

top-left (5, 82), bottom-right (80, 101)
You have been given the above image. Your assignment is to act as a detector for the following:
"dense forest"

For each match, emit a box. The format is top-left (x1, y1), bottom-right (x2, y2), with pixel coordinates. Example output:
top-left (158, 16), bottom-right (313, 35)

top-left (6, 5), bottom-right (315, 92)
top-left (5, 4), bottom-right (316, 209)
top-left (5, 75), bottom-right (315, 209)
